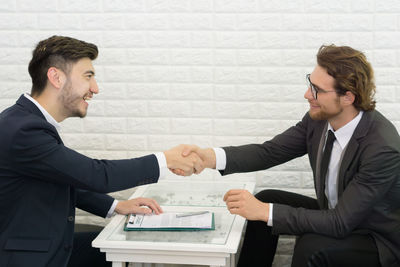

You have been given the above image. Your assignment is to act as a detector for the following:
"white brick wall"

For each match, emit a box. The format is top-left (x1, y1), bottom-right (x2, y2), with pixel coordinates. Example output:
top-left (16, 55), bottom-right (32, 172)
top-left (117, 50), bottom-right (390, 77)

top-left (1, 1), bottom-right (400, 265)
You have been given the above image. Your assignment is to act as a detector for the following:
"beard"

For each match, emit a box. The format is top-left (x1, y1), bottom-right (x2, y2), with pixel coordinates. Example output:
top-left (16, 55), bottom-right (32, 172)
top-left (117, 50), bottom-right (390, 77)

top-left (58, 78), bottom-right (88, 118)
top-left (309, 109), bottom-right (343, 120)
top-left (309, 97), bottom-right (343, 121)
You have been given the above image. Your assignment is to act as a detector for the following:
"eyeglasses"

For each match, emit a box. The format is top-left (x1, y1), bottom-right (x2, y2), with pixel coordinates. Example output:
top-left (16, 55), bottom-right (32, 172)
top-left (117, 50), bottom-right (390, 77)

top-left (306, 74), bottom-right (336, 100)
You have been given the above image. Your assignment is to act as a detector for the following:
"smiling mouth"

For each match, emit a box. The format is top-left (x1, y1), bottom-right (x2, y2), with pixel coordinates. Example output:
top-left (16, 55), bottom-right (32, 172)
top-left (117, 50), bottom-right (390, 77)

top-left (83, 95), bottom-right (92, 102)
top-left (309, 103), bottom-right (320, 109)
top-left (308, 101), bottom-right (319, 106)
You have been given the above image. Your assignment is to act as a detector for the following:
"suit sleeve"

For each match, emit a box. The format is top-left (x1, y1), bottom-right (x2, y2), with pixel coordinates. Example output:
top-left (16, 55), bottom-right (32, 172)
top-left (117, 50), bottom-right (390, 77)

top-left (272, 142), bottom-right (400, 238)
top-left (221, 113), bottom-right (310, 175)
top-left (76, 189), bottom-right (115, 218)
top-left (9, 121), bottom-right (159, 193)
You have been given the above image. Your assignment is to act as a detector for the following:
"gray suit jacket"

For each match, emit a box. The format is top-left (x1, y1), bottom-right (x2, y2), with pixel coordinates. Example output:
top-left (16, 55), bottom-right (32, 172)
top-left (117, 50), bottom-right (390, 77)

top-left (222, 110), bottom-right (400, 267)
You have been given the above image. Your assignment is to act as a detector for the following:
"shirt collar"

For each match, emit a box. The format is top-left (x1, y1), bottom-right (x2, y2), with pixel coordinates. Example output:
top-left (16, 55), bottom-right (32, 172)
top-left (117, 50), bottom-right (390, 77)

top-left (24, 93), bottom-right (61, 131)
top-left (327, 111), bottom-right (364, 149)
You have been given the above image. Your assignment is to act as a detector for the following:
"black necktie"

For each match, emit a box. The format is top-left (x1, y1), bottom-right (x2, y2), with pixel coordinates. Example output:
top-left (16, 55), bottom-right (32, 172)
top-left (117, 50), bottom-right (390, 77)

top-left (320, 130), bottom-right (336, 207)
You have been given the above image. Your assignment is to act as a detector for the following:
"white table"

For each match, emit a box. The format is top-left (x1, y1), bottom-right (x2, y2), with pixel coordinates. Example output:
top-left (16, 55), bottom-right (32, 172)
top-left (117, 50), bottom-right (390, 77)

top-left (92, 180), bottom-right (255, 267)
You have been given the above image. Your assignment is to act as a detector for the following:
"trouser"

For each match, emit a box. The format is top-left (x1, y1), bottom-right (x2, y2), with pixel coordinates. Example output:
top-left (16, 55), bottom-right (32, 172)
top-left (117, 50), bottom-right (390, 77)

top-left (237, 189), bottom-right (381, 267)
top-left (68, 231), bottom-right (111, 267)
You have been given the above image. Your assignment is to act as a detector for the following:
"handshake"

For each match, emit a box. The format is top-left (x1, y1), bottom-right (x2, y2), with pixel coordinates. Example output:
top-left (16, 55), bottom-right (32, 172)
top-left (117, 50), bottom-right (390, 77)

top-left (163, 145), bottom-right (215, 176)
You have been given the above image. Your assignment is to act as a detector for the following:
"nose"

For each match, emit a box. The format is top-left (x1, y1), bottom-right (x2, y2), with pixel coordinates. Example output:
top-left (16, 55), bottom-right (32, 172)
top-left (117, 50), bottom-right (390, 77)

top-left (90, 78), bottom-right (99, 94)
top-left (304, 86), bottom-right (313, 100)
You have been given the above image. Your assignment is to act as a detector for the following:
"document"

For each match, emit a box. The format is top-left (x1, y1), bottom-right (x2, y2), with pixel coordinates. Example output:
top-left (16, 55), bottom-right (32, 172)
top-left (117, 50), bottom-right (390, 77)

top-left (124, 211), bottom-right (215, 231)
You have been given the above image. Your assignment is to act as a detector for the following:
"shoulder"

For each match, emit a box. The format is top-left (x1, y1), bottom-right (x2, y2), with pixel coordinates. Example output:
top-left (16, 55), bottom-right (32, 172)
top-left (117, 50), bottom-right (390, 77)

top-left (356, 110), bottom-right (400, 168)
top-left (362, 110), bottom-right (400, 149)
top-left (0, 103), bottom-right (58, 153)
top-left (1, 103), bottom-right (51, 133)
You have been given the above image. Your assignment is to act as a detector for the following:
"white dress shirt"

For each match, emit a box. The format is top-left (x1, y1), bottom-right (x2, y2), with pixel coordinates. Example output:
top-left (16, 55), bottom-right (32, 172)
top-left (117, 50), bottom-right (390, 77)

top-left (24, 93), bottom-right (167, 217)
top-left (214, 110), bottom-right (363, 226)
top-left (325, 111), bottom-right (363, 208)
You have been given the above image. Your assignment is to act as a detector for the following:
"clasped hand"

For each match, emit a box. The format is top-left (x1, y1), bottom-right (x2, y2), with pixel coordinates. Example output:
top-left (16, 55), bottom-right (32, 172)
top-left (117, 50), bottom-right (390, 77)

top-left (164, 144), bottom-right (215, 176)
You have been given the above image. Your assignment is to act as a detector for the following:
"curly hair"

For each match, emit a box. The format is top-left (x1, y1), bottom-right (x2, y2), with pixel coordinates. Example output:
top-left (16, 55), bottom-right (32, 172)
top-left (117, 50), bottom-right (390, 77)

top-left (317, 44), bottom-right (376, 111)
top-left (28, 35), bottom-right (98, 97)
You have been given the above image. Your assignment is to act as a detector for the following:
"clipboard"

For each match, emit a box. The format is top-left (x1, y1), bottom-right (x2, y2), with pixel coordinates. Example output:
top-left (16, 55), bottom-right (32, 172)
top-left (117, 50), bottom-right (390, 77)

top-left (124, 211), bottom-right (215, 231)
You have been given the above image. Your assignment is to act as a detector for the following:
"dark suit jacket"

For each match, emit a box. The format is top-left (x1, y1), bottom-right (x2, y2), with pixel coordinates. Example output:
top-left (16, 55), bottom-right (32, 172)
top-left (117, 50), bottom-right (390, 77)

top-left (0, 95), bottom-right (160, 267)
top-left (222, 111), bottom-right (400, 267)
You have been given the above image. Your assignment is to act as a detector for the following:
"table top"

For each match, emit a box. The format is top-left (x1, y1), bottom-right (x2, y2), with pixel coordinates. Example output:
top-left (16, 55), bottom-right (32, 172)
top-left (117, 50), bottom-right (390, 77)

top-left (93, 180), bottom-right (255, 254)
top-left (140, 180), bottom-right (250, 207)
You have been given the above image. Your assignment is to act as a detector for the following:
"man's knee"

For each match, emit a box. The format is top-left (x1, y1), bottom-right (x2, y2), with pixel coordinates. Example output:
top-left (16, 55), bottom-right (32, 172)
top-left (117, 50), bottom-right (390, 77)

top-left (293, 243), bottom-right (328, 267)
top-left (292, 234), bottom-right (381, 267)
top-left (292, 234), bottom-right (323, 267)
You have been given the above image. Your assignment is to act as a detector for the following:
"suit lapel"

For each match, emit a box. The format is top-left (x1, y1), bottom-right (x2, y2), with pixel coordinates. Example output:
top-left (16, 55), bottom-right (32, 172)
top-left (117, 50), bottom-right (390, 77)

top-left (313, 122), bottom-right (328, 208)
top-left (337, 111), bottom-right (373, 195)
top-left (337, 140), bottom-right (358, 193)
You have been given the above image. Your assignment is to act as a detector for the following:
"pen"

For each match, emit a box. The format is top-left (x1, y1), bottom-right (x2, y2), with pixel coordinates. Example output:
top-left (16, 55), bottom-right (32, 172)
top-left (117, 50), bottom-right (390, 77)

top-left (176, 211), bottom-right (209, 218)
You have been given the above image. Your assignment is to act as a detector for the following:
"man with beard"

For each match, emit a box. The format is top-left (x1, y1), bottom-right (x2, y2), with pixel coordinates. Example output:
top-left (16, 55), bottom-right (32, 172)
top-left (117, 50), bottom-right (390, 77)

top-left (0, 36), bottom-right (203, 267)
top-left (176, 45), bottom-right (400, 267)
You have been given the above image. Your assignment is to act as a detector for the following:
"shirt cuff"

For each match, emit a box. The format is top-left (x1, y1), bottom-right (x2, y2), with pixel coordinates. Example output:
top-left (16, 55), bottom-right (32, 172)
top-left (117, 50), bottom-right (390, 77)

top-left (155, 152), bottom-right (167, 180)
top-left (106, 199), bottom-right (118, 218)
top-left (267, 203), bottom-right (273, 226)
top-left (213, 147), bottom-right (227, 170)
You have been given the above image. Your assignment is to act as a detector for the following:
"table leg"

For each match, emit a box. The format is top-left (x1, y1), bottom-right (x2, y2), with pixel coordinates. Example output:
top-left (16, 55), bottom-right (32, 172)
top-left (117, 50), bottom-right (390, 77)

top-left (112, 262), bottom-right (125, 267)
top-left (230, 254), bottom-right (236, 267)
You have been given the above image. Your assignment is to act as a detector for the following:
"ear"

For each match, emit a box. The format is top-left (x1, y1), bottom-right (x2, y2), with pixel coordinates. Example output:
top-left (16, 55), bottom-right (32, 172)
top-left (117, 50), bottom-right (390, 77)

top-left (47, 67), bottom-right (66, 89)
top-left (342, 91), bottom-right (355, 106)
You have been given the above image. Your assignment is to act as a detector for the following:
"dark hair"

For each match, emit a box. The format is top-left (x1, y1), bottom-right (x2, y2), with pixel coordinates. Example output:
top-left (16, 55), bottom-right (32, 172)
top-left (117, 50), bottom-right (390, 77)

top-left (28, 35), bottom-right (98, 97)
top-left (317, 44), bottom-right (376, 111)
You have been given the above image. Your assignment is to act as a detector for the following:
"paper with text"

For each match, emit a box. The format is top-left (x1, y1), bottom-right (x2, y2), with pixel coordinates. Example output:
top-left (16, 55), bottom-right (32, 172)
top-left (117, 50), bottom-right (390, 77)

top-left (126, 211), bottom-right (213, 229)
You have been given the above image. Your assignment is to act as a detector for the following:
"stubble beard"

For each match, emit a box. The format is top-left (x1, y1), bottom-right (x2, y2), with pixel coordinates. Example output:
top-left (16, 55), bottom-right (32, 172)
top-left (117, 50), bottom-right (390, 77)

top-left (58, 78), bottom-right (87, 119)
top-left (309, 98), bottom-right (342, 121)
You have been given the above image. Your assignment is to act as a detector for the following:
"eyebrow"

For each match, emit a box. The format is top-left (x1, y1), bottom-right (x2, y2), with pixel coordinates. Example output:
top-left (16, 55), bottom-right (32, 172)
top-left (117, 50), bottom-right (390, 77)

top-left (84, 70), bottom-right (95, 76)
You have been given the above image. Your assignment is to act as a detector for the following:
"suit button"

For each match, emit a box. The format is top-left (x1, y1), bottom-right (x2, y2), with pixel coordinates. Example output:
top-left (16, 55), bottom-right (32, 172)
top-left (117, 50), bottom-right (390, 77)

top-left (68, 216), bottom-right (74, 222)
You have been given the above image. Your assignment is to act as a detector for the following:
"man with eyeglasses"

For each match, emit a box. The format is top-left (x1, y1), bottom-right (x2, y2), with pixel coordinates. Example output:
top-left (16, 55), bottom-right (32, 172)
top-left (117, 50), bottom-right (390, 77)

top-left (177, 45), bottom-right (400, 267)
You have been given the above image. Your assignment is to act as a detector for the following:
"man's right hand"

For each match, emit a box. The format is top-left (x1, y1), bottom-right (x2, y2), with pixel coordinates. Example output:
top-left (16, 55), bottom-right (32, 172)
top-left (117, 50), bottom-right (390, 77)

top-left (163, 144), bottom-right (204, 176)
top-left (168, 145), bottom-right (216, 176)
top-left (183, 146), bottom-right (216, 169)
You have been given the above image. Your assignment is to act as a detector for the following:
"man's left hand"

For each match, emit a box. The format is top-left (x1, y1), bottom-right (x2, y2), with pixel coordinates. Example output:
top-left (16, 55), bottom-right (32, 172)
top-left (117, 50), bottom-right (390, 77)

top-left (223, 189), bottom-right (269, 222)
top-left (115, 197), bottom-right (163, 215)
